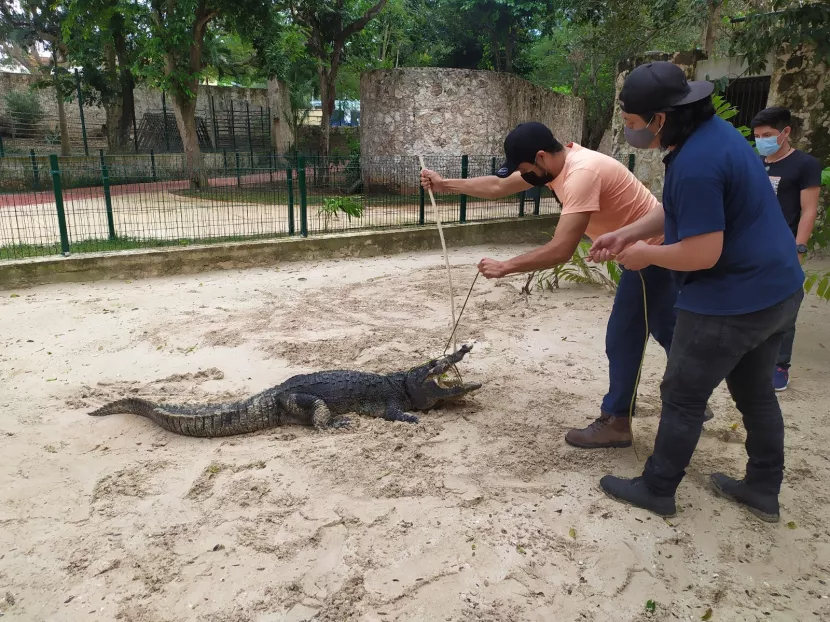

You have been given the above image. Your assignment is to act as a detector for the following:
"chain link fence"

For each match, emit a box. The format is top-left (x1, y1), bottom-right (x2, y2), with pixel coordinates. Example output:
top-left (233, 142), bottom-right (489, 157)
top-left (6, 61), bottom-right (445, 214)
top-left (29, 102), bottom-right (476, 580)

top-left (0, 150), bottom-right (636, 261)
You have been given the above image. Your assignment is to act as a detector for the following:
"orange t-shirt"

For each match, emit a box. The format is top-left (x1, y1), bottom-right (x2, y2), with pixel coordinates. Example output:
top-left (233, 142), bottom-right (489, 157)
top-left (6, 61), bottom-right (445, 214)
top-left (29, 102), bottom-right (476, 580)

top-left (547, 143), bottom-right (664, 246)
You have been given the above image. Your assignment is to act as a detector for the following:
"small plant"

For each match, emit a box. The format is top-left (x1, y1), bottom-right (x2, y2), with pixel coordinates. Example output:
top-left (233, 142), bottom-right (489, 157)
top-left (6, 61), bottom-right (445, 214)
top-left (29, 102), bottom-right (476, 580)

top-left (3, 89), bottom-right (45, 138)
top-left (713, 94), bottom-right (751, 139)
top-left (524, 239), bottom-right (619, 294)
top-left (317, 195), bottom-right (364, 229)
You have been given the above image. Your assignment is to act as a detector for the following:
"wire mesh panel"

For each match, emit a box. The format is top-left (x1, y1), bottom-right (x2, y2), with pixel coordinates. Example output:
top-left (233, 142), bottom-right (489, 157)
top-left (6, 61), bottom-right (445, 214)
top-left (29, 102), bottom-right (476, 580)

top-left (0, 150), bottom-right (636, 261)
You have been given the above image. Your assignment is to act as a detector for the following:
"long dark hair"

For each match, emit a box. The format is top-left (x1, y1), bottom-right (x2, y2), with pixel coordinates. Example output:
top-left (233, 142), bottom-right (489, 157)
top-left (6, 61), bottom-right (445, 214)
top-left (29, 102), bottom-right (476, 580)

top-left (639, 97), bottom-right (716, 149)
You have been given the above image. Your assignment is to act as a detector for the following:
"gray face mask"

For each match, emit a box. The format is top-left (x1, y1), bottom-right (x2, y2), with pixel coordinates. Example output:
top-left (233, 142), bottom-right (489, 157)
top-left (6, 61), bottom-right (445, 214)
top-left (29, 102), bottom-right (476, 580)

top-left (624, 115), bottom-right (662, 149)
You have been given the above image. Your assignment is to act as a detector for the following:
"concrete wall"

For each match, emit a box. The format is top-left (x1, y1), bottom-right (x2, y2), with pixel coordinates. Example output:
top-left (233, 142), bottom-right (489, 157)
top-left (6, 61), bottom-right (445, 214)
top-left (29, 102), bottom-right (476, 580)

top-left (0, 72), bottom-right (293, 152)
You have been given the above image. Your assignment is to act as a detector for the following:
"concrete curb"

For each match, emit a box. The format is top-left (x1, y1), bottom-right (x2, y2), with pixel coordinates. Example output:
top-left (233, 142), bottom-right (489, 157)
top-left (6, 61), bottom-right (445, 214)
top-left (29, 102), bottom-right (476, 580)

top-left (0, 215), bottom-right (559, 289)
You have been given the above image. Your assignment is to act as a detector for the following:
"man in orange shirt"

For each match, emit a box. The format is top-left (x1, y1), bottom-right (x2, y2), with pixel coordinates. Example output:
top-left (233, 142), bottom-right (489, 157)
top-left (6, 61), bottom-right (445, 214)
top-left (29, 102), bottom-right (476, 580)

top-left (420, 121), bottom-right (712, 448)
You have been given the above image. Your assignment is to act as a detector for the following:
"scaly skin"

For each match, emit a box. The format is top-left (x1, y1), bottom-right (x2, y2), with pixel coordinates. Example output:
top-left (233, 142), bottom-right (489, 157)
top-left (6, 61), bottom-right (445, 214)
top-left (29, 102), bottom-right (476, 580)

top-left (88, 344), bottom-right (482, 437)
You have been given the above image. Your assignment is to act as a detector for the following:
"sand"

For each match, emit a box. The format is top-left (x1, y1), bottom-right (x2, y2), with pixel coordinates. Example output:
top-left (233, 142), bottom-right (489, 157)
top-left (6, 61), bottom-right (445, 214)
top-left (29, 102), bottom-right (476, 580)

top-left (0, 245), bottom-right (828, 622)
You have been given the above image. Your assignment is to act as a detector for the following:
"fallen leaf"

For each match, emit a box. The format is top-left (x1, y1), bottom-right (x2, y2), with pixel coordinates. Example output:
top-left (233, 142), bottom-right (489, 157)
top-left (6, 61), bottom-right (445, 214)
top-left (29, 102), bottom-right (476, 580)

top-left (46, 378), bottom-right (57, 382)
top-left (787, 521), bottom-right (797, 529)
top-left (730, 423), bottom-right (739, 431)
top-left (516, 545), bottom-right (526, 554)
top-left (701, 608), bottom-right (713, 620)
top-left (10, 294), bottom-right (20, 298)
top-left (568, 528), bottom-right (576, 539)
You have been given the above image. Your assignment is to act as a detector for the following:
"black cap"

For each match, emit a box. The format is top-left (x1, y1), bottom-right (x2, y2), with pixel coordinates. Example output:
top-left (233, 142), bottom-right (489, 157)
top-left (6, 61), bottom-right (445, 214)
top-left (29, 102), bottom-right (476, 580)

top-left (495, 122), bottom-right (558, 178)
top-left (619, 61), bottom-right (714, 115)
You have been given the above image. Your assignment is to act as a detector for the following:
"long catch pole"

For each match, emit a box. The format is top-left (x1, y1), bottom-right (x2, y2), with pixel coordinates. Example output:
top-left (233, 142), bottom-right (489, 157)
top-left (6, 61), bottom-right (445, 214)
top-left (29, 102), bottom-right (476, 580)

top-left (419, 155), bottom-right (457, 353)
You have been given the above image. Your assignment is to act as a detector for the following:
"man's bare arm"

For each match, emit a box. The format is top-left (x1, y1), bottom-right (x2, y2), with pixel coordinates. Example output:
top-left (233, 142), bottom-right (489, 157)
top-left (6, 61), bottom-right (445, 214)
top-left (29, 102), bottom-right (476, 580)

top-left (499, 212), bottom-right (592, 275)
top-left (422, 168), bottom-right (532, 199)
top-left (796, 186), bottom-right (820, 247)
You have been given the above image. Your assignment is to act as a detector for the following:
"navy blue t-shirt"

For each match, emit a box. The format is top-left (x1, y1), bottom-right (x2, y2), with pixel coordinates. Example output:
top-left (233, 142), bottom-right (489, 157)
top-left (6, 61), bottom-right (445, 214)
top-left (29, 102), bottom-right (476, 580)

top-left (661, 115), bottom-right (804, 316)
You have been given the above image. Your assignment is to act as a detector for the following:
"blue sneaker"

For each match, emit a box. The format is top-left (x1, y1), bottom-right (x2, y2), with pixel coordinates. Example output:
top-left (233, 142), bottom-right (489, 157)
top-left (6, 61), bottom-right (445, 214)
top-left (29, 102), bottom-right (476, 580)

top-left (773, 367), bottom-right (789, 392)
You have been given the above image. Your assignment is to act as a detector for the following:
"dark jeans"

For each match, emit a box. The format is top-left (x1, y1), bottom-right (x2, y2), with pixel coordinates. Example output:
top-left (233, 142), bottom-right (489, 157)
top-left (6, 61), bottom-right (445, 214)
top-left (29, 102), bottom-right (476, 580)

top-left (601, 265), bottom-right (679, 418)
top-left (642, 288), bottom-right (804, 497)
top-left (775, 301), bottom-right (800, 369)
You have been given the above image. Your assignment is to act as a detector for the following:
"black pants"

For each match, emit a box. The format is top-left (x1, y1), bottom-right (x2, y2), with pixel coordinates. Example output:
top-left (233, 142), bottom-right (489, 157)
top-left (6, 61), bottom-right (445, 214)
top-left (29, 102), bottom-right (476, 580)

top-left (642, 288), bottom-right (804, 497)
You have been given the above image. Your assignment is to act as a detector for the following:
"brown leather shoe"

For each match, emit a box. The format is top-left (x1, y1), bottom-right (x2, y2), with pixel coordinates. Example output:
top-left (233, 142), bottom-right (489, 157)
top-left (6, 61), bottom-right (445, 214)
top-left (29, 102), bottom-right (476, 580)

top-left (565, 413), bottom-right (632, 448)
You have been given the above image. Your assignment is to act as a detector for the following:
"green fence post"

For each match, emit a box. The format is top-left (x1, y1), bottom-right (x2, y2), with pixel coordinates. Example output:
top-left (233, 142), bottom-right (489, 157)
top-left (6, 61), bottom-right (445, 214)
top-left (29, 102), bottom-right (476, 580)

top-left (298, 156), bottom-right (308, 237)
top-left (162, 90), bottom-right (170, 152)
top-left (75, 69), bottom-right (89, 156)
top-left (132, 107), bottom-right (138, 153)
top-left (0, 134), bottom-right (5, 157)
top-left (30, 149), bottom-right (40, 190)
top-left (490, 156), bottom-right (496, 175)
top-left (245, 101), bottom-right (254, 165)
top-left (519, 191), bottom-right (526, 217)
top-left (49, 154), bottom-right (71, 255)
top-left (287, 166), bottom-right (295, 235)
top-left (229, 100), bottom-right (236, 152)
top-left (99, 149), bottom-right (116, 240)
top-left (222, 149), bottom-right (228, 172)
top-left (419, 184), bottom-right (425, 225)
top-left (260, 106), bottom-right (266, 150)
top-left (150, 149), bottom-right (157, 181)
top-left (459, 154), bottom-right (468, 223)
top-left (210, 96), bottom-right (219, 150)
top-left (533, 189), bottom-right (540, 216)
top-left (235, 151), bottom-right (241, 187)
top-left (627, 153), bottom-right (635, 172)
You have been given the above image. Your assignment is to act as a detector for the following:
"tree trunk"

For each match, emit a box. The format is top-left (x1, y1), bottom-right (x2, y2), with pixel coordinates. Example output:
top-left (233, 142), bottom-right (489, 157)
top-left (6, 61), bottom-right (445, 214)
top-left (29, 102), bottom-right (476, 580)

top-left (55, 89), bottom-right (71, 156)
top-left (318, 67), bottom-right (335, 158)
top-left (170, 86), bottom-right (206, 188)
top-left (113, 21), bottom-right (135, 151)
top-left (701, 0), bottom-right (721, 57)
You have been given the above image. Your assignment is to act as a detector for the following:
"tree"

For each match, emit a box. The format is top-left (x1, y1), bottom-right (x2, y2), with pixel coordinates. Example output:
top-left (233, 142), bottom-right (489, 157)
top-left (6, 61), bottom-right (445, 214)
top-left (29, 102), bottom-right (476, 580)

top-left (137, 0), bottom-right (236, 186)
top-left (0, 0), bottom-right (74, 155)
top-left (63, 0), bottom-right (147, 152)
top-left (278, 0), bottom-right (389, 157)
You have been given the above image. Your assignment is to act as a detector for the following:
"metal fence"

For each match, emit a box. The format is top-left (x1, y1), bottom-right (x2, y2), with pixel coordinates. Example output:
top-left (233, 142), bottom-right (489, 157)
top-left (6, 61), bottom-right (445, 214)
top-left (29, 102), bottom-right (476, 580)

top-left (0, 150), bottom-right (636, 261)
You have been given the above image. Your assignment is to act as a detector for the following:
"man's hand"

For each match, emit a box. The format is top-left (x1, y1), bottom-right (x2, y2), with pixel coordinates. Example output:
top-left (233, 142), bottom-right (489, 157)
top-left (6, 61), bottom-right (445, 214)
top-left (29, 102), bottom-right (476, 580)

top-left (588, 230), bottom-right (630, 263)
top-left (420, 168), bottom-right (446, 193)
top-left (615, 241), bottom-right (654, 271)
top-left (477, 257), bottom-right (509, 279)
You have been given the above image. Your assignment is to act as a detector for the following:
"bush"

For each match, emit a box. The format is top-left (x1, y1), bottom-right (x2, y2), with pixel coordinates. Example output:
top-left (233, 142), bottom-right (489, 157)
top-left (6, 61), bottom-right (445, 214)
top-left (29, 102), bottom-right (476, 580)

top-left (3, 90), bottom-right (45, 124)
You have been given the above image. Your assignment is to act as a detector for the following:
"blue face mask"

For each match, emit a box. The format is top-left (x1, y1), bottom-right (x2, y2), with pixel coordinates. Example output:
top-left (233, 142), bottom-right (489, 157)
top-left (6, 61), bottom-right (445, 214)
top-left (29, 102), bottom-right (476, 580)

top-left (755, 135), bottom-right (782, 157)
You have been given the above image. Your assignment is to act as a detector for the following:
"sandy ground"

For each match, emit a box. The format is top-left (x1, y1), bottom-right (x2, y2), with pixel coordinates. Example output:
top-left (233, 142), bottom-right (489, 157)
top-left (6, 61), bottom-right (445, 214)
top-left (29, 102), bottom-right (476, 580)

top-left (1, 245), bottom-right (829, 622)
top-left (0, 188), bottom-right (560, 248)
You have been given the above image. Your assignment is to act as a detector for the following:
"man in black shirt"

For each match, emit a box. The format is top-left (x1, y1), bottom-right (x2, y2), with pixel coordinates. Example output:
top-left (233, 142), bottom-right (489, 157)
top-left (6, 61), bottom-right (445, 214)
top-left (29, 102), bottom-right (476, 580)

top-left (751, 106), bottom-right (822, 391)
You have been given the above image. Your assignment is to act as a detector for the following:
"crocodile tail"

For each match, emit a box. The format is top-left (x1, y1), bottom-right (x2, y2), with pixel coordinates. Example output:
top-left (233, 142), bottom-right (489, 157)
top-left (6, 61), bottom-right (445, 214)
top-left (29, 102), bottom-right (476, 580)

top-left (87, 394), bottom-right (284, 438)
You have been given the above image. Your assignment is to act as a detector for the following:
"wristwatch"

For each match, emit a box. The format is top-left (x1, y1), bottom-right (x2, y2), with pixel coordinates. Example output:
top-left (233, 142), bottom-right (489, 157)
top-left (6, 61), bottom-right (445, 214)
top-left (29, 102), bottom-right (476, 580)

top-left (796, 243), bottom-right (808, 254)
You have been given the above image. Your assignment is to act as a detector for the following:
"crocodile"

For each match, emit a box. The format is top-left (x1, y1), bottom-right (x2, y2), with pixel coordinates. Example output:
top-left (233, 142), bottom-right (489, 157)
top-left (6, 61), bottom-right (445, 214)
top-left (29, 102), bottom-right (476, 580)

top-left (88, 344), bottom-right (481, 437)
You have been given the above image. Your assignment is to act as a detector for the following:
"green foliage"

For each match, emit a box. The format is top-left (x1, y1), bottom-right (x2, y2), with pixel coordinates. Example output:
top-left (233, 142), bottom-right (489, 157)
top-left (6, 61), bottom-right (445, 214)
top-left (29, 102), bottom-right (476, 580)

top-left (317, 195), bottom-right (365, 228)
top-left (529, 240), bottom-right (619, 293)
top-left (730, 2), bottom-right (830, 75)
top-left (712, 94), bottom-right (751, 138)
top-left (2, 90), bottom-right (44, 124)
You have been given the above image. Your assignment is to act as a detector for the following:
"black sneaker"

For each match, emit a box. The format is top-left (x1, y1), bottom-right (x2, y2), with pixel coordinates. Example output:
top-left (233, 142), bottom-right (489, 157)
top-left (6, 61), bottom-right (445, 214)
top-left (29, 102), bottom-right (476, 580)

top-left (600, 475), bottom-right (677, 517)
top-left (709, 473), bottom-right (780, 523)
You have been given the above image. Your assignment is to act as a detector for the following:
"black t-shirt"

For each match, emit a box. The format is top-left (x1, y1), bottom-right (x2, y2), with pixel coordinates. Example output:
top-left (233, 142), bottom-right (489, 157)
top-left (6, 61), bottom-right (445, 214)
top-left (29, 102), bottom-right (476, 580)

top-left (761, 149), bottom-right (823, 236)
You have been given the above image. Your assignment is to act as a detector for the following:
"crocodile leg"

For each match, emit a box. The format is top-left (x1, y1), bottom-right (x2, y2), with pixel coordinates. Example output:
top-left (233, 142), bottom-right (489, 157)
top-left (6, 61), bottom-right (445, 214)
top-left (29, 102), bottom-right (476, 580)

top-left (383, 406), bottom-right (419, 424)
top-left (277, 393), bottom-right (348, 429)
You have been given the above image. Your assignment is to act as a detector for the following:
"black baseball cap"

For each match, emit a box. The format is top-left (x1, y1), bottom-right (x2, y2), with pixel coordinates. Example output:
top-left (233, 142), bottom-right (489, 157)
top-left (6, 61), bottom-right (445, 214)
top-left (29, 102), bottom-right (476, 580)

top-left (495, 122), bottom-right (560, 178)
top-left (619, 61), bottom-right (714, 115)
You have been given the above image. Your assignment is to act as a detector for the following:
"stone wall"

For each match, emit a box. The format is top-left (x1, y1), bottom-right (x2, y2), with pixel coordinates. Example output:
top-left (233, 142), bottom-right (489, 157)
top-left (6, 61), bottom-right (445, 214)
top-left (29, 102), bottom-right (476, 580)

top-left (767, 45), bottom-right (830, 166)
top-left (359, 68), bottom-right (585, 158)
top-left (0, 72), bottom-right (293, 152)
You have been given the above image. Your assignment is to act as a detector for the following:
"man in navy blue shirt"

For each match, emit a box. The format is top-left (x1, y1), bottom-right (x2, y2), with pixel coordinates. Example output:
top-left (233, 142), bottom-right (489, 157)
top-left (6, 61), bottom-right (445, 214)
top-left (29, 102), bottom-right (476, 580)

top-left (590, 61), bottom-right (804, 523)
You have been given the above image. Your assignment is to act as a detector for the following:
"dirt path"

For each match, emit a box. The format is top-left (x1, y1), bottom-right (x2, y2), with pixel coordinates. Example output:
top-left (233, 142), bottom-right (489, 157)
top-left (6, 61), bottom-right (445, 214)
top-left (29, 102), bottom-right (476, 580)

top-left (0, 246), bottom-right (828, 622)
